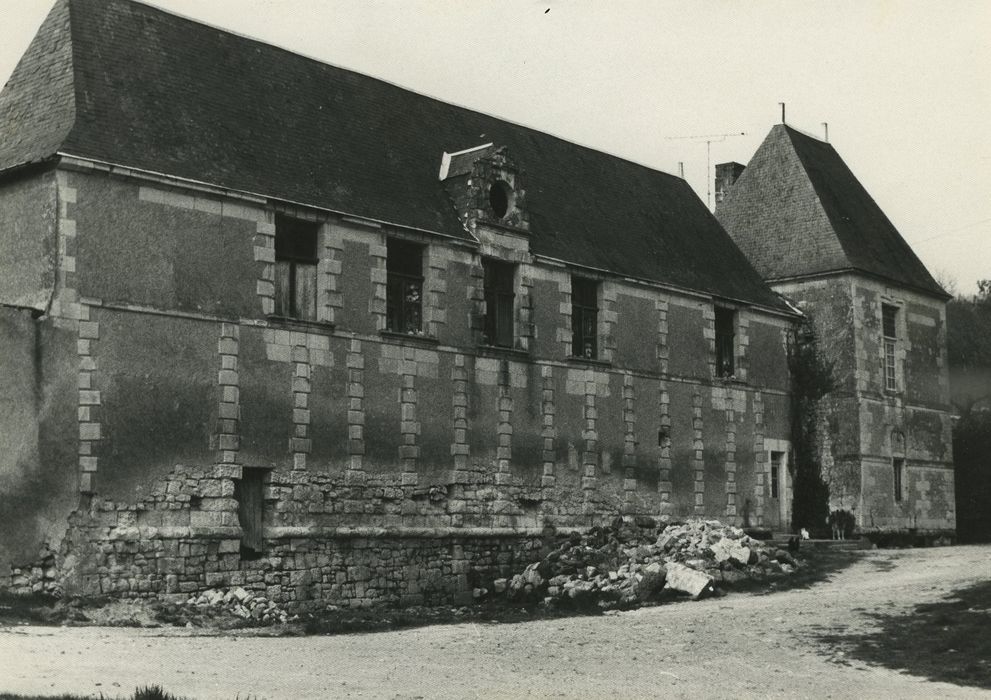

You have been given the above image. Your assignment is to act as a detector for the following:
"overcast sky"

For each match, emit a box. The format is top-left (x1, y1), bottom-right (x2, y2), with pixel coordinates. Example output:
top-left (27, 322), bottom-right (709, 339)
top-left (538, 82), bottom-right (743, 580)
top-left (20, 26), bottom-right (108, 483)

top-left (2, 0), bottom-right (988, 295)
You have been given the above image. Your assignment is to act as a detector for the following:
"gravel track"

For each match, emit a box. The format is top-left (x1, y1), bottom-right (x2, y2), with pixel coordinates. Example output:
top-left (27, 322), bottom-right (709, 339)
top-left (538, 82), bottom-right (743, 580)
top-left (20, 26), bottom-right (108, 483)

top-left (1, 545), bottom-right (989, 699)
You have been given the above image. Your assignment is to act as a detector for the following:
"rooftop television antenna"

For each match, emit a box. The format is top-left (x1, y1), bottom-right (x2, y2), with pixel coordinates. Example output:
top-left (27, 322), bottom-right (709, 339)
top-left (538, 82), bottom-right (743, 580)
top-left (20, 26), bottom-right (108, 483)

top-left (666, 131), bottom-right (747, 208)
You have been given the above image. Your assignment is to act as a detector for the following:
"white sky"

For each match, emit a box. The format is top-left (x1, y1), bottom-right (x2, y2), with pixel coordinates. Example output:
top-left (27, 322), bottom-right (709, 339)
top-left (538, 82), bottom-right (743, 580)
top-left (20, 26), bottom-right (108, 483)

top-left (1, 0), bottom-right (988, 295)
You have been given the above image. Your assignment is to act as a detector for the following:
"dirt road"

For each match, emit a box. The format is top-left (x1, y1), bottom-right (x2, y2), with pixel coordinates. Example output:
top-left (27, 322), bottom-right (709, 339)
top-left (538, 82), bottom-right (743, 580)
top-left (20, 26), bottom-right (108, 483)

top-left (1, 545), bottom-right (989, 699)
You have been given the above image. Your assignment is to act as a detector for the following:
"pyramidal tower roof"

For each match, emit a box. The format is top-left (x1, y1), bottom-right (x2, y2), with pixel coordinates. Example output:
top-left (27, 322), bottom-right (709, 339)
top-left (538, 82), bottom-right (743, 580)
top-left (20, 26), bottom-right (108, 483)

top-left (716, 124), bottom-right (947, 299)
top-left (0, 0), bottom-right (792, 311)
top-left (0, 0), bottom-right (76, 173)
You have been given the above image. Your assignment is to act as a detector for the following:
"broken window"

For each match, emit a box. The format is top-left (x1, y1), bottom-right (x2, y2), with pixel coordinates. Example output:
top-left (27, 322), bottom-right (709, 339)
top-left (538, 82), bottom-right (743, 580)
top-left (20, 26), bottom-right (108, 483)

top-left (386, 239), bottom-right (424, 334)
top-left (235, 467), bottom-right (268, 554)
top-left (657, 428), bottom-right (669, 447)
top-left (274, 214), bottom-right (319, 320)
top-left (893, 458), bottom-right (904, 503)
top-left (482, 259), bottom-right (515, 347)
top-left (571, 277), bottom-right (598, 359)
top-left (882, 304), bottom-right (898, 391)
top-left (489, 181), bottom-right (512, 219)
top-left (714, 307), bottom-right (736, 378)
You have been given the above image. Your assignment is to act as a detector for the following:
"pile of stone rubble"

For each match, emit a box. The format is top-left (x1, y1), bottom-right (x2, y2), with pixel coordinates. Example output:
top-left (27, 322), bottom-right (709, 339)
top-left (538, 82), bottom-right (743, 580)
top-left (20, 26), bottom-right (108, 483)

top-left (184, 587), bottom-right (293, 624)
top-left (479, 519), bottom-right (801, 610)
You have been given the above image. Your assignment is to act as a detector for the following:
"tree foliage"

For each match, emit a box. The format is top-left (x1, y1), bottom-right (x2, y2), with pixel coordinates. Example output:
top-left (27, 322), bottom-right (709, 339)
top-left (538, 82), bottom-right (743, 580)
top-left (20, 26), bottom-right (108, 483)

top-left (789, 321), bottom-right (835, 534)
top-left (947, 280), bottom-right (991, 369)
top-left (953, 406), bottom-right (991, 542)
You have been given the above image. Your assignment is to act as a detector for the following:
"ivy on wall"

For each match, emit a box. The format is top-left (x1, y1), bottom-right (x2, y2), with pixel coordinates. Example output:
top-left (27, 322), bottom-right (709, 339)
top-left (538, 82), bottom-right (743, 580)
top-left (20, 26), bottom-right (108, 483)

top-left (789, 319), bottom-right (835, 534)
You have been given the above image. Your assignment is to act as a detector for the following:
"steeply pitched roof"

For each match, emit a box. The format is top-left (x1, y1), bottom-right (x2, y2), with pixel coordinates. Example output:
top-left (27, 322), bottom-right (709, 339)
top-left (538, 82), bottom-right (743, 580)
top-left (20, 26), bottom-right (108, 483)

top-left (716, 124), bottom-right (947, 299)
top-left (0, 0), bottom-right (788, 310)
top-left (0, 0), bottom-right (75, 173)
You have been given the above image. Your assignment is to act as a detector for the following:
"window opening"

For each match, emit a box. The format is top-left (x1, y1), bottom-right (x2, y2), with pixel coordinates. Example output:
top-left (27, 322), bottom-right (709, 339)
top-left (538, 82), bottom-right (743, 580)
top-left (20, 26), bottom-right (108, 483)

top-left (274, 214), bottom-right (319, 320)
top-left (714, 307), bottom-right (736, 378)
top-left (770, 450), bottom-right (784, 499)
top-left (571, 277), bottom-right (598, 359)
top-left (893, 458), bottom-right (904, 502)
top-left (882, 304), bottom-right (898, 391)
top-left (489, 181), bottom-right (511, 219)
top-left (386, 239), bottom-right (424, 334)
top-left (235, 467), bottom-right (268, 556)
top-left (482, 259), bottom-right (515, 347)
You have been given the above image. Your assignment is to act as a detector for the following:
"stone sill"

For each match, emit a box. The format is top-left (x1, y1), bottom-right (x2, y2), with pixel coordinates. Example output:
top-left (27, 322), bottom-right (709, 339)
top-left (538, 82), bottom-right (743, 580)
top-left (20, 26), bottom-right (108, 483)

top-left (566, 356), bottom-right (612, 369)
top-left (476, 344), bottom-right (530, 360)
top-left (379, 330), bottom-right (440, 347)
top-left (266, 316), bottom-right (335, 333)
top-left (476, 219), bottom-right (529, 237)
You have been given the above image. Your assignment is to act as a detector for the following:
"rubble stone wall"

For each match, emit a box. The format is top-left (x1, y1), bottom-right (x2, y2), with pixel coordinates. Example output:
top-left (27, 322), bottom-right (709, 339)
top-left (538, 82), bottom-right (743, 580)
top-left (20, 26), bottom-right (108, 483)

top-left (16, 464), bottom-right (553, 609)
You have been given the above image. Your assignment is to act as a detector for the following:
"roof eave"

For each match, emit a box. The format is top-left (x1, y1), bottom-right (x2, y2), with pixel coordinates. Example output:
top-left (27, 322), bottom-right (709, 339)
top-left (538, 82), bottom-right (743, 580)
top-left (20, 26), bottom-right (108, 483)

top-left (766, 267), bottom-right (952, 301)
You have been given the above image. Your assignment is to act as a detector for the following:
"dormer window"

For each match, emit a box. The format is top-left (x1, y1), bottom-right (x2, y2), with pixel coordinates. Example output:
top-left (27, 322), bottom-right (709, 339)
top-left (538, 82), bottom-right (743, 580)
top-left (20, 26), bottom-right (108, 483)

top-left (438, 145), bottom-right (529, 233)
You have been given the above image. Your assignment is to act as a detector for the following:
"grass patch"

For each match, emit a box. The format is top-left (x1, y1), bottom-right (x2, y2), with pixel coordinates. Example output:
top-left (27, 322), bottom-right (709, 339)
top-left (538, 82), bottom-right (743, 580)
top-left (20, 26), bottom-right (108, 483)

top-left (819, 580), bottom-right (991, 689)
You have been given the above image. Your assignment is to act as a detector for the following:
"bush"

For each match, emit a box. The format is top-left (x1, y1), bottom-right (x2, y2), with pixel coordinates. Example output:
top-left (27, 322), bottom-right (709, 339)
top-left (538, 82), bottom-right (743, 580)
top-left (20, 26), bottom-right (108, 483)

top-left (828, 510), bottom-right (856, 538)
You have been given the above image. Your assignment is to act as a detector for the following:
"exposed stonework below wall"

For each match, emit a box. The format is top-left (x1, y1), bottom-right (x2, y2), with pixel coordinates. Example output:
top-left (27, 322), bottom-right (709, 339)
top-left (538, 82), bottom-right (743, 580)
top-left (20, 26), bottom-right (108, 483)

top-left (8, 462), bottom-right (673, 609)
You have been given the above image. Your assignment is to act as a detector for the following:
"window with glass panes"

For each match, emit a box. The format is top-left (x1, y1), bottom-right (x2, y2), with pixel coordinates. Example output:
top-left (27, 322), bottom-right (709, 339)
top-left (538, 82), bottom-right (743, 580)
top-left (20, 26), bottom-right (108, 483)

top-left (882, 304), bottom-right (898, 391)
top-left (482, 259), bottom-right (515, 347)
top-left (571, 277), bottom-right (598, 359)
top-left (714, 307), bottom-right (736, 378)
top-left (386, 239), bottom-right (424, 334)
top-left (274, 214), bottom-right (319, 320)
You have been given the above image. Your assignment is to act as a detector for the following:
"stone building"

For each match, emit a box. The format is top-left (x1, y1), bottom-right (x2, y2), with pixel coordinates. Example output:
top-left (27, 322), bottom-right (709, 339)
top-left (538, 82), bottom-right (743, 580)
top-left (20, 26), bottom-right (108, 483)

top-left (715, 124), bottom-right (955, 534)
top-left (0, 0), bottom-right (800, 605)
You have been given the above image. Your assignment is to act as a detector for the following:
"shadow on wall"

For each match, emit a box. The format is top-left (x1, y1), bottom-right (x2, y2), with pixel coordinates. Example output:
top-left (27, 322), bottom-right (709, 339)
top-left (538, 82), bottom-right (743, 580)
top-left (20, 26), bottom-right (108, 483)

top-left (0, 312), bottom-right (80, 585)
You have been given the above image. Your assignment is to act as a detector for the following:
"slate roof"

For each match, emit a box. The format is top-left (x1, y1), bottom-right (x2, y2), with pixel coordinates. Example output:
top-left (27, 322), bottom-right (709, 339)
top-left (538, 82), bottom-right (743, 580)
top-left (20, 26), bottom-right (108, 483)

top-left (716, 124), bottom-right (947, 299)
top-left (0, 0), bottom-right (789, 310)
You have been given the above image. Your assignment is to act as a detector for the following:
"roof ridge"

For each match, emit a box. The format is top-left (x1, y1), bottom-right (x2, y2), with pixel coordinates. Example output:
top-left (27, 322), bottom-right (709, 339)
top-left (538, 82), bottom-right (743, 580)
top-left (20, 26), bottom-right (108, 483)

top-left (780, 122), bottom-right (831, 144)
top-left (78, 0), bottom-right (687, 183)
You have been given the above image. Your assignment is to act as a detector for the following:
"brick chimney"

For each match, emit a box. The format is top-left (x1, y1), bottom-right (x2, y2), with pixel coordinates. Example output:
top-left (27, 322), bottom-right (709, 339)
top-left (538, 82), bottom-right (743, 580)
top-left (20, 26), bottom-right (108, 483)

top-left (714, 162), bottom-right (746, 209)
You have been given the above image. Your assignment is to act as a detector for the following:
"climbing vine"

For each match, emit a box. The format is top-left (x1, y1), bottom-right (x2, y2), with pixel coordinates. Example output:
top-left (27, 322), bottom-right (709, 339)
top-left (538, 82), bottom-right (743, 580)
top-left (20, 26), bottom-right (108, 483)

top-left (789, 319), bottom-right (835, 534)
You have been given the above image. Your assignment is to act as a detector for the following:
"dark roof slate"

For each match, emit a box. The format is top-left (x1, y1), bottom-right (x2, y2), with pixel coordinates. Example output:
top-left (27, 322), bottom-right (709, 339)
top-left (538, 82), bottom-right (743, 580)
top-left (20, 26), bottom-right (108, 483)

top-left (0, 0), bottom-right (76, 173)
top-left (716, 124), bottom-right (946, 298)
top-left (0, 0), bottom-right (787, 309)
